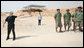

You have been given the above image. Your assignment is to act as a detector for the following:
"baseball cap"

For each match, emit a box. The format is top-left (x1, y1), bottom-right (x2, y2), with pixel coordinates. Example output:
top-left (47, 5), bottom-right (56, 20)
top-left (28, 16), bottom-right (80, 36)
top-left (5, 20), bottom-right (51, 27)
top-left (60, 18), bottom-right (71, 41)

top-left (9, 11), bottom-right (13, 14)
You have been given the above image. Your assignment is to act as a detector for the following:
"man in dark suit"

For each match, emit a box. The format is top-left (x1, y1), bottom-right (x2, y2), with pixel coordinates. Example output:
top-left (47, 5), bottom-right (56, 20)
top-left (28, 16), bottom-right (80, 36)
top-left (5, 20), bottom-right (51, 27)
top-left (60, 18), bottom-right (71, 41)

top-left (3, 11), bottom-right (17, 40)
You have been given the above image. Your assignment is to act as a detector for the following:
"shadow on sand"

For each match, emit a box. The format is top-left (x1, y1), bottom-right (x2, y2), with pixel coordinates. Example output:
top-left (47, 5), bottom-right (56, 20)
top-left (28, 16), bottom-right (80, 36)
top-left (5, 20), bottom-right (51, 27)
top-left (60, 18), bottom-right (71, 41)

top-left (56, 31), bottom-right (65, 33)
top-left (42, 24), bottom-right (46, 25)
top-left (38, 24), bottom-right (46, 26)
top-left (9, 35), bottom-right (37, 40)
top-left (16, 36), bottom-right (31, 40)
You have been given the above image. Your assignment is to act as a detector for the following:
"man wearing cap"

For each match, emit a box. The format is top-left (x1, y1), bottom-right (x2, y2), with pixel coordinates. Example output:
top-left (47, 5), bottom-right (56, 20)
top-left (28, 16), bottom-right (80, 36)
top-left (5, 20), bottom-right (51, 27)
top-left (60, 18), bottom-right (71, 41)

top-left (74, 6), bottom-right (83, 32)
top-left (3, 11), bottom-right (17, 40)
top-left (63, 9), bottom-right (71, 31)
top-left (54, 9), bottom-right (62, 32)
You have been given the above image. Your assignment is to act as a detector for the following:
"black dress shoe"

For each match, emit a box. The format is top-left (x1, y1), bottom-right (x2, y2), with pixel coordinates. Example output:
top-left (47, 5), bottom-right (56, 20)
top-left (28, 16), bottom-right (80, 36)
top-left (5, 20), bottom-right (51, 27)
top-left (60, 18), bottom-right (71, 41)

top-left (59, 31), bottom-right (63, 32)
top-left (6, 38), bottom-right (9, 40)
top-left (79, 30), bottom-right (83, 32)
top-left (13, 38), bottom-right (16, 41)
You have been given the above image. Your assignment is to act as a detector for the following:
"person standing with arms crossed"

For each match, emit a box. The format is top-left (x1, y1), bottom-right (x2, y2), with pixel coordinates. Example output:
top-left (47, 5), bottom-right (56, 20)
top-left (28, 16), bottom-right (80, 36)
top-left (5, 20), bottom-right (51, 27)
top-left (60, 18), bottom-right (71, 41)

top-left (54, 9), bottom-right (62, 32)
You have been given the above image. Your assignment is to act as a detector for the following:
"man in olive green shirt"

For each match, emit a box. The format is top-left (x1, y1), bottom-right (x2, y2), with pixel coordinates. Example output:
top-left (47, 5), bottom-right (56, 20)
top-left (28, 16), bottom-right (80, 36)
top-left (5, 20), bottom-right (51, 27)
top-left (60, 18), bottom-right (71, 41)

top-left (63, 9), bottom-right (71, 31)
top-left (54, 9), bottom-right (62, 32)
top-left (72, 9), bottom-right (78, 31)
top-left (74, 6), bottom-right (83, 32)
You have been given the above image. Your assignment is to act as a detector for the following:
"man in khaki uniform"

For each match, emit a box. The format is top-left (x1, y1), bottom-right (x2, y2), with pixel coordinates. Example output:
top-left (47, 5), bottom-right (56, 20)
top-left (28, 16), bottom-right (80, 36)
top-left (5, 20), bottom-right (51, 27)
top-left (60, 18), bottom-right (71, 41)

top-left (72, 9), bottom-right (78, 31)
top-left (63, 9), bottom-right (71, 31)
top-left (74, 6), bottom-right (83, 32)
top-left (54, 9), bottom-right (62, 32)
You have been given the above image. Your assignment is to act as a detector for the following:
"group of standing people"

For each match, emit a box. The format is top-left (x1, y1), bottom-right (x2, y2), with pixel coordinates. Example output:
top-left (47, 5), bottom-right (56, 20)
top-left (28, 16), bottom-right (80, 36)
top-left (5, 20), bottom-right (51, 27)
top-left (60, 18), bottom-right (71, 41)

top-left (3, 6), bottom-right (83, 41)
top-left (54, 6), bottom-right (83, 32)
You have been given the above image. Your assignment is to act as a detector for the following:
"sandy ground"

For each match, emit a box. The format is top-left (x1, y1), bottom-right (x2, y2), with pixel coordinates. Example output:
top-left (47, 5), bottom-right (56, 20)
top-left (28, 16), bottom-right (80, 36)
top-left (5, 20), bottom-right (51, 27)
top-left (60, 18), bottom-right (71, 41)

top-left (1, 16), bottom-right (83, 47)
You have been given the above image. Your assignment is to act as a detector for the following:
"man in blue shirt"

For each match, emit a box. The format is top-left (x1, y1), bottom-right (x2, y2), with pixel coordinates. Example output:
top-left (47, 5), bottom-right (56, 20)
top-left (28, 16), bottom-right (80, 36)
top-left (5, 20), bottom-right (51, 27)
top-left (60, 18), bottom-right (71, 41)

top-left (38, 12), bottom-right (42, 25)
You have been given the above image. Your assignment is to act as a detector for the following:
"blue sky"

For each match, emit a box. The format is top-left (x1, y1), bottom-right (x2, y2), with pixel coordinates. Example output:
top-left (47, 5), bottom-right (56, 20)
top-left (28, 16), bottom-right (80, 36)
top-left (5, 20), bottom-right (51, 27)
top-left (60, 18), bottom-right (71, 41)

top-left (1, 1), bottom-right (83, 12)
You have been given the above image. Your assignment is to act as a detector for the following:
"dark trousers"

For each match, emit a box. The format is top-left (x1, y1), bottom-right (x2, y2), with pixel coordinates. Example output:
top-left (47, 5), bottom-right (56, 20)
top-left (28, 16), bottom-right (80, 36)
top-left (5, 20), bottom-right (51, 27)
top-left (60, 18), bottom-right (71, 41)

top-left (7, 24), bottom-right (15, 39)
top-left (38, 20), bottom-right (41, 25)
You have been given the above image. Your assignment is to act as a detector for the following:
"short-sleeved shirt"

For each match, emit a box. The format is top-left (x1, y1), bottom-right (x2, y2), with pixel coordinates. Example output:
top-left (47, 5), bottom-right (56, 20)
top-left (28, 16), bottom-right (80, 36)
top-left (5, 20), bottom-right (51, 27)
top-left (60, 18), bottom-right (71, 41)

top-left (5, 15), bottom-right (17, 26)
top-left (72, 12), bottom-right (76, 22)
top-left (64, 13), bottom-right (71, 22)
top-left (38, 15), bottom-right (42, 20)
top-left (54, 12), bottom-right (62, 23)
top-left (75, 11), bottom-right (83, 21)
